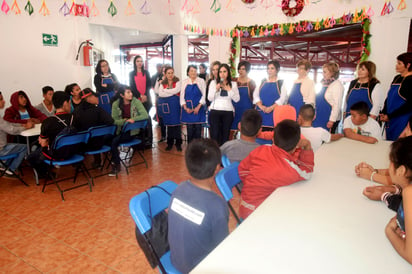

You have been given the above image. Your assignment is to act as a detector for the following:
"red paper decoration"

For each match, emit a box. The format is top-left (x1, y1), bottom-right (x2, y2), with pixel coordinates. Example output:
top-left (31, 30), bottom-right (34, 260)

top-left (281, 0), bottom-right (305, 17)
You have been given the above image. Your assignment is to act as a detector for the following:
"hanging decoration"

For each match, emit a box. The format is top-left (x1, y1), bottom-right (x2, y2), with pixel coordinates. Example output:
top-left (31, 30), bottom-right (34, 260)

top-left (125, 0), bottom-right (135, 15)
top-left (11, 0), bottom-right (20, 14)
top-left (108, 0), bottom-right (117, 17)
top-left (39, 0), bottom-right (50, 16)
top-left (81, 0), bottom-right (89, 16)
top-left (281, 0), bottom-right (305, 17)
top-left (140, 0), bottom-right (151, 15)
top-left (226, 0), bottom-right (234, 11)
top-left (59, 0), bottom-right (70, 16)
top-left (181, 0), bottom-right (192, 14)
top-left (397, 0), bottom-right (406, 10)
top-left (168, 0), bottom-right (174, 15)
top-left (90, 0), bottom-right (99, 16)
top-left (210, 0), bottom-right (221, 13)
top-left (1, 0), bottom-right (10, 14)
top-left (192, 0), bottom-right (200, 14)
top-left (360, 17), bottom-right (371, 62)
top-left (69, 0), bottom-right (76, 15)
top-left (241, 0), bottom-right (255, 3)
top-left (228, 33), bottom-right (240, 77)
top-left (261, 0), bottom-right (274, 9)
top-left (381, 1), bottom-right (394, 16)
top-left (24, 0), bottom-right (33, 15)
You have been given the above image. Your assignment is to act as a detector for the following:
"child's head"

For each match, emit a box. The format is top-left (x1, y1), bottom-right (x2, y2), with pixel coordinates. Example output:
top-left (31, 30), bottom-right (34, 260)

top-left (52, 91), bottom-right (70, 111)
top-left (117, 85), bottom-right (133, 102)
top-left (95, 59), bottom-right (111, 75)
top-left (239, 109), bottom-right (262, 137)
top-left (185, 139), bottom-right (221, 180)
top-left (389, 136), bottom-right (412, 184)
top-left (273, 120), bottom-right (301, 153)
top-left (80, 88), bottom-right (99, 105)
top-left (42, 86), bottom-right (54, 102)
top-left (64, 83), bottom-right (81, 98)
top-left (349, 101), bottom-right (369, 126)
top-left (298, 104), bottom-right (315, 124)
top-left (17, 91), bottom-right (28, 108)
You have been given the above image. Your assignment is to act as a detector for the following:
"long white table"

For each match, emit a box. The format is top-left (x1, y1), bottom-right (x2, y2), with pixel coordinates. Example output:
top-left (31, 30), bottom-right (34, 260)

top-left (192, 138), bottom-right (412, 273)
top-left (20, 123), bottom-right (41, 152)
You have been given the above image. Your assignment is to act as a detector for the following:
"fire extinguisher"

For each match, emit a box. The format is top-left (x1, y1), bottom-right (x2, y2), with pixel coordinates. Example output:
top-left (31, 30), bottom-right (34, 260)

top-left (75, 39), bottom-right (94, 66)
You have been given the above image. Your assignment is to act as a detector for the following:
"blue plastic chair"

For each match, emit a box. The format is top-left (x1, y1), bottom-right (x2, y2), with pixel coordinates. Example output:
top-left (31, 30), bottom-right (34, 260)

top-left (215, 161), bottom-right (242, 224)
top-left (0, 153), bottom-right (28, 186)
top-left (42, 131), bottom-right (91, 201)
top-left (221, 154), bottom-right (231, 168)
top-left (129, 181), bottom-right (181, 274)
top-left (119, 120), bottom-right (148, 175)
top-left (85, 125), bottom-right (117, 180)
top-left (256, 137), bottom-right (273, 145)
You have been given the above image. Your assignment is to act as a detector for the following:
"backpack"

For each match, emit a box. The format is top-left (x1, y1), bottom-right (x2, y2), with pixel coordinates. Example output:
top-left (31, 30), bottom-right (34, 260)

top-left (49, 115), bottom-right (78, 160)
top-left (54, 115), bottom-right (76, 138)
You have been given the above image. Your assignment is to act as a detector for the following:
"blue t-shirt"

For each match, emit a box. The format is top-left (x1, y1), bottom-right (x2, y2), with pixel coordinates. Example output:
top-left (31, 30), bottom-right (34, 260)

top-left (168, 180), bottom-right (229, 273)
top-left (19, 110), bottom-right (30, 120)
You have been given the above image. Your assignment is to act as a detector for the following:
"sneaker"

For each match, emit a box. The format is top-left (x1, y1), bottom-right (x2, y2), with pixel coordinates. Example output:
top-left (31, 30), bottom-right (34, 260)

top-left (108, 164), bottom-right (120, 177)
top-left (165, 145), bottom-right (173, 151)
top-left (4, 173), bottom-right (18, 179)
top-left (176, 145), bottom-right (182, 152)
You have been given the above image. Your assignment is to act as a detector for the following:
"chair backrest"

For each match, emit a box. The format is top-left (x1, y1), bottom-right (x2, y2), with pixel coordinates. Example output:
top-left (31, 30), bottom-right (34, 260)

top-left (221, 154), bottom-right (231, 168)
top-left (88, 125), bottom-right (117, 139)
top-left (256, 138), bottom-right (273, 145)
top-left (53, 131), bottom-right (90, 150)
top-left (215, 161), bottom-right (241, 202)
top-left (129, 180), bottom-right (178, 234)
top-left (122, 120), bottom-right (148, 134)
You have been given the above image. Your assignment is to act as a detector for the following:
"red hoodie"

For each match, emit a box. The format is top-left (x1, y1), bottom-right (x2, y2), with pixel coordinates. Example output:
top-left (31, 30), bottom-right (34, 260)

top-left (3, 91), bottom-right (47, 124)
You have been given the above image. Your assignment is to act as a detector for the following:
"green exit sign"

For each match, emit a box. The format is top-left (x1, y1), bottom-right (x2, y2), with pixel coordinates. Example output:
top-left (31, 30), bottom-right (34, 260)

top-left (42, 33), bottom-right (58, 47)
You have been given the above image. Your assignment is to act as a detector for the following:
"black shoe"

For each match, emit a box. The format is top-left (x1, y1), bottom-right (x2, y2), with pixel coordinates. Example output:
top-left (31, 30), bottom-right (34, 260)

top-left (108, 164), bottom-right (120, 177)
top-left (91, 161), bottom-right (101, 169)
top-left (176, 145), bottom-right (182, 152)
top-left (158, 137), bottom-right (166, 143)
top-left (165, 145), bottom-right (173, 151)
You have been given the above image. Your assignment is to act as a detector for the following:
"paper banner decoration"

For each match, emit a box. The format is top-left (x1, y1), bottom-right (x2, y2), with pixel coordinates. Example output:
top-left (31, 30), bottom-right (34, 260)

top-left (125, 0), bottom-right (135, 15)
top-left (168, 0), bottom-right (174, 15)
top-left (140, 0), bottom-right (151, 15)
top-left (59, 0), bottom-right (70, 16)
top-left (69, 0), bottom-right (76, 15)
top-left (192, 0), bottom-right (200, 14)
top-left (24, 0), bottom-right (33, 15)
top-left (397, 0), bottom-right (406, 10)
top-left (181, 0), bottom-right (193, 14)
top-left (1, 0), bottom-right (10, 14)
top-left (39, 0), bottom-right (50, 16)
top-left (366, 6), bottom-right (374, 17)
top-left (11, 0), bottom-right (20, 14)
top-left (381, 1), bottom-right (394, 16)
top-left (261, 0), bottom-right (274, 9)
top-left (82, 0), bottom-right (89, 17)
top-left (226, 0), bottom-right (234, 11)
top-left (210, 0), bottom-right (221, 13)
top-left (90, 0), bottom-right (99, 16)
top-left (108, 0), bottom-right (117, 17)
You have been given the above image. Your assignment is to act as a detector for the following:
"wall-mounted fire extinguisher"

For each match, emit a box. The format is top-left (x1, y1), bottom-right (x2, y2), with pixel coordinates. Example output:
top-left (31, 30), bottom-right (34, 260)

top-left (76, 39), bottom-right (94, 66)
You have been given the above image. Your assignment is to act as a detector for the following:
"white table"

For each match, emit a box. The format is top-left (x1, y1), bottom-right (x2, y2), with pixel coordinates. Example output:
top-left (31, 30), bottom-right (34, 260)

top-left (192, 138), bottom-right (412, 273)
top-left (20, 123), bottom-right (41, 152)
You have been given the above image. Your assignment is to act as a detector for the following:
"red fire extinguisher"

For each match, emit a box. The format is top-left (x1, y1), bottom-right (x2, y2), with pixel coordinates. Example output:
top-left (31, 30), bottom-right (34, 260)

top-left (76, 39), bottom-right (94, 66)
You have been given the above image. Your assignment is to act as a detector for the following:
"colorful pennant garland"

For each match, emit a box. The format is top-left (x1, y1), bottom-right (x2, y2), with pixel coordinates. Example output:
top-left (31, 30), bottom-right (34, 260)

top-left (1, 0), bottom-right (10, 14)
top-left (192, 0), bottom-right (200, 14)
top-left (168, 0), bottom-right (174, 15)
top-left (108, 0), bottom-right (117, 17)
top-left (24, 0), bottom-right (33, 15)
top-left (210, 0), bottom-right (221, 13)
top-left (69, 0), bottom-right (76, 15)
top-left (39, 0), bottom-right (50, 16)
top-left (381, 1), bottom-right (394, 16)
top-left (59, 0), bottom-right (70, 16)
top-left (398, 0), bottom-right (406, 10)
top-left (11, 0), bottom-right (20, 14)
top-left (82, 0), bottom-right (89, 17)
top-left (181, 0), bottom-right (192, 14)
top-left (125, 0), bottom-right (135, 15)
top-left (140, 0), bottom-right (151, 15)
top-left (226, 0), bottom-right (234, 11)
top-left (90, 0), bottom-right (99, 16)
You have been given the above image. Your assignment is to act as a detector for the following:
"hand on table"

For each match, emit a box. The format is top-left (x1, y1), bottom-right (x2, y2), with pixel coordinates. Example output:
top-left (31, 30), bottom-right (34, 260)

top-left (363, 185), bottom-right (396, 201)
top-left (23, 121), bottom-right (34, 129)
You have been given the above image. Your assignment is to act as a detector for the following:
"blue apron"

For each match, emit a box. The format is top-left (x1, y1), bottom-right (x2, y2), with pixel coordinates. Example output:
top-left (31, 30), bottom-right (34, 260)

top-left (255, 82), bottom-right (280, 127)
top-left (385, 83), bottom-right (411, 140)
top-left (231, 85), bottom-right (253, 129)
top-left (288, 83), bottom-right (303, 120)
top-left (99, 77), bottom-right (115, 114)
top-left (313, 86), bottom-right (332, 130)
top-left (181, 84), bottom-right (206, 124)
top-left (345, 86), bottom-right (372, 118)
top-left (157, 95), bottom-right (181, 126)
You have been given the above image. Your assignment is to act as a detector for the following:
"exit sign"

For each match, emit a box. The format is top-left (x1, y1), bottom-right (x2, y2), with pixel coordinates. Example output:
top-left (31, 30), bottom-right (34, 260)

top-left (42, 33), bottom-right (58, 47)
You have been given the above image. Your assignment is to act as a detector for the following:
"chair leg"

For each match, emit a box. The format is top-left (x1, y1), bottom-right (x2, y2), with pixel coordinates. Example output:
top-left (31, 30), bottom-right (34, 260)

top-left (228, 202), bottom-right (242, 224)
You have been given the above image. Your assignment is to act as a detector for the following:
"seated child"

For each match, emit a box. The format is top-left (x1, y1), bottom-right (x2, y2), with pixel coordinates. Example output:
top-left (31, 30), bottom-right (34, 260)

top-left (168, 139), bottom-right (229, 273)
top-left (3, 90), bottom-right (47, 124)
top-left (64, 83), bottom-right (82, 112)
top-left (239, 119), bottom-right (314, 219)
top-left (298, 104), bottom-right (343, 151)
top-left (220, 109), bottom-right (262, 162)
top-left (35, 86), bottom-right (55, 117)
top-left (0, 91), bottom-right (33, 177)
top-left (343, 101), bottom-right (381, 144)
top-left (256, 104), bottom-right (296, 141)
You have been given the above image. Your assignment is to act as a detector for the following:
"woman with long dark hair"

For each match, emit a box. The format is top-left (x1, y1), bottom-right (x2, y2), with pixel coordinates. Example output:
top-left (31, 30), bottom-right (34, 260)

top-left (94, 59), bottom-right (119, 114)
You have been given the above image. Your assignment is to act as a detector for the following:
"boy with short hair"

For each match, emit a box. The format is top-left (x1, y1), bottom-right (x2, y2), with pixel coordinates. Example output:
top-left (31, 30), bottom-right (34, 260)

top-left (343, 101), bottom-right (381, 144)
top-left (35, 86), bottom-right (55, 117)
top-left (168, 139), bottom-right (229, 273)
top-left (298, 104), bottom-right (343, 151)
top-left (239, 120), bottom-right (314, 219)
top-left (220, 109), bottom-right (262, 162)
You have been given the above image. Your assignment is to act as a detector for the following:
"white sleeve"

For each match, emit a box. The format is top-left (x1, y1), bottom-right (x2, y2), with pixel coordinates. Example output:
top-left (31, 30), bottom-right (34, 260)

top-left (275, 81), bottom-right (288, 105)
top-left (321, 128), bottom-right (332, 143)
top-left (230, 82), bottom-right (240, 103)
top-left (301, 78), bottom-right (316, 106)
top-left (180, 79), bottom-right (187, 106)
top-left (328, 80), bottom-right (344, 122)
top-left (369, 119), bottom-right (382, 140)
top-left (159, 81), bottom-right (181, 97)
top-left (208, 80), bottom-right (217, 102)
top-left (343, 116), bottom-right (353, 129)
top-left (198, 78), bottom-right (206, 105)
top-left (370, 83), bottom-right (384, 117)
top-left (154, 81), bottom-right (161, 95)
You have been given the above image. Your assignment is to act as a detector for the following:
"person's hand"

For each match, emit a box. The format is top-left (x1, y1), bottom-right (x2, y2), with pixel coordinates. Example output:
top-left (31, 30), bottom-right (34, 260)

top-left (30, 118), bottom-right (41, 124)
top-left (185, 107), bottom-right (193, 114)
top-left (297, 138), bottom-right (312, 151)
top-left (366, 137), bottom-right (379, 144)
top-left (363, 185), bottom-right (391, 201)
top-left (193, 105), bottom-right (201, 115)
top-left (141, 95), bottom-right (147, 103)
top-left (380, 114), bottom-right (389, 122)
top-left (126, 119), bottom-right (135, 123)
top-left (386, 216), bottom-right (405, 239)
top-left (102, 83), bottom-right (108, 87)
top-left (23, 121), bottom-right (34, 129)
top-left (265, 105), bottom-right (274, 113)
top-left (327, 121), bottom-right (334, 129)
top-left (355, 162), bottom-right (374, 178)
top-left (38, 137), bottom-right (49, 147)
top-left (215, 83), bottom-right (221, 91)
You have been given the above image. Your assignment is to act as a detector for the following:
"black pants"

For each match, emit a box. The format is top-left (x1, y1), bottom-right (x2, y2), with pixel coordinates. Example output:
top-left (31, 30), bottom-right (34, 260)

top-left (209, 110), bottom-right (233, 146)
top-left (167, 125), bottom-right (182, 146)
top-left (159, 116), bottom-right (166, 139)
top-left (330, 120), bottom-right (340, 134)
top-left (186, 124), bottom-right (202, 144)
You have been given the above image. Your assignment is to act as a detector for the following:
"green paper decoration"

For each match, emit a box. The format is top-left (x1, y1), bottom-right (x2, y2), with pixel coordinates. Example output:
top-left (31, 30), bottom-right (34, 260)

top-left (360, 18), bottom-right (371, 62)
top-left (24, 0), bottom-right (33, 15)
top-left (108, 0), bottom-right (117, 17)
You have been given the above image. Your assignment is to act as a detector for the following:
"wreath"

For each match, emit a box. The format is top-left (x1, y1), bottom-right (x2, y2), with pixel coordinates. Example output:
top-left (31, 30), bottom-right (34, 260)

top-left (282, 0), bottom-right (305, 17)
top-left (241, 0), bottom-right (255, 3)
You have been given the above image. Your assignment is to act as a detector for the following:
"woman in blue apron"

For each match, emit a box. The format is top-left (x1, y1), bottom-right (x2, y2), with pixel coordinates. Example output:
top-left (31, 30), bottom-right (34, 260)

top-left (313, 62), bottom-right (344, 133)
top-left (288, 59), bottom-right (316, 120)
top-left (380, 52), bottom-right (412, 141)
top-left (94, 59), bottom-right (119, 114)
top-left (254, 60), bottom-right (287, 130)
top-left (181, 65), bottom-right (206, 144)
top-left (158, 67), bottom-right (182, 151)
top-left (343, 61), bottom-right (383, 119)
top-left (231, 61), bottom-right (255, 134)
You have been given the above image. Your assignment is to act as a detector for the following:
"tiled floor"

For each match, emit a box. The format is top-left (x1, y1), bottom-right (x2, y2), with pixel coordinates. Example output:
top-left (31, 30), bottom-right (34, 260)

top-left (0, 129), bottom-right (240, 273)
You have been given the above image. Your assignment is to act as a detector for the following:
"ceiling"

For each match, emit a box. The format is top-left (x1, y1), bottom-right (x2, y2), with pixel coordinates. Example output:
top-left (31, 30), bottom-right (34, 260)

top-left (96, 24), bottom-right (167, 45)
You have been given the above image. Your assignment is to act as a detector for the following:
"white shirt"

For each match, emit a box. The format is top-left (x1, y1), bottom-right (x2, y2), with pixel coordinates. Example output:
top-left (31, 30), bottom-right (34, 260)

top-left (324, 80), bottom-right (344, 122)
top-left (342, 82), bottom-right (384, 117)
top-left (292, 76), bottom-right (316, 106)
top-left (343, 116), bottom-right (382, 140)
top-left (208, 80), bottom-right (240, 111)
top-left (253, 80), bottom-right (288, 105)
top-left (180, 77), bottom-right (206, 106)
top-left (158, 81), bottom-right (181, 98)
top-left (300, 126), bottom-right (331, 152)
